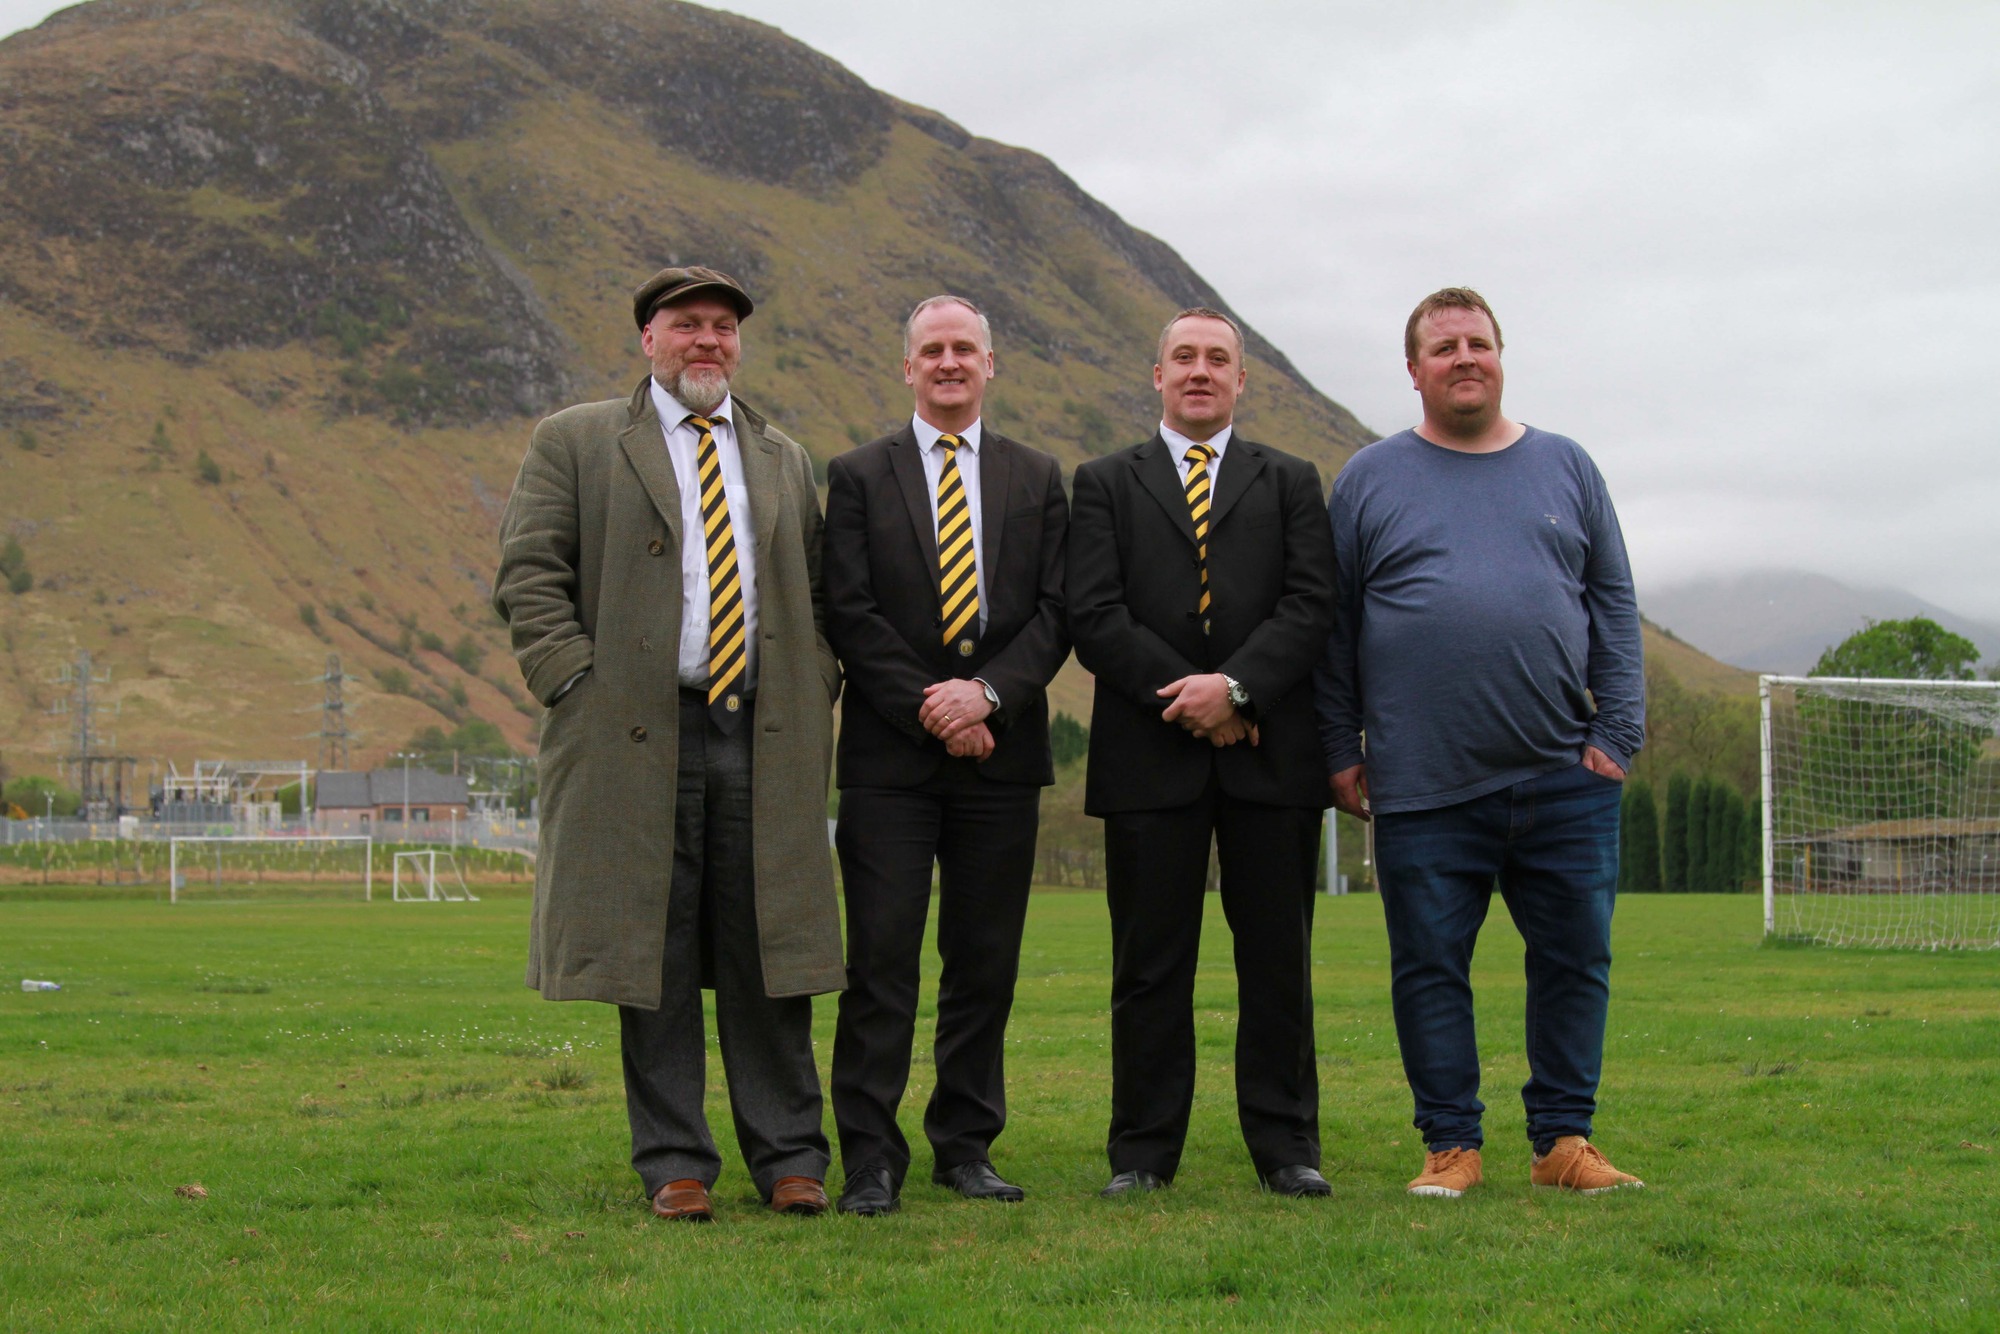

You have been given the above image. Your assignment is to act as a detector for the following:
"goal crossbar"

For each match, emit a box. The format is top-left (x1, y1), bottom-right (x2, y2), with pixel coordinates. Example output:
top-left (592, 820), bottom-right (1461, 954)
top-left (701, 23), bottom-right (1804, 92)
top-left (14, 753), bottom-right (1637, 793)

top-left (168, 835), bottom-right (373, 904)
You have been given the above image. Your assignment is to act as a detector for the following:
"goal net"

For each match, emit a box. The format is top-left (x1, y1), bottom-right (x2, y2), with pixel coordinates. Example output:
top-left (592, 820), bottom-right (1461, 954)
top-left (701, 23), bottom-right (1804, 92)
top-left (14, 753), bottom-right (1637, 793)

top-left (169, 836), bottom-right (373, 904)
top-left (391, 849), bottom-right (477, 902)
top-left (1763, 676), bottom-right (2000, 949)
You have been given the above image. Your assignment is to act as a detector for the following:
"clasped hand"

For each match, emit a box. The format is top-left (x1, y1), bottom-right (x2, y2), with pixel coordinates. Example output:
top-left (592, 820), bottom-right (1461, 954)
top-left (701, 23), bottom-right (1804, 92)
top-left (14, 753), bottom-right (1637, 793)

top-left (919, 678), bottom-right (995, 761)
top-left (1158, 673), bottom-right (1258, 748)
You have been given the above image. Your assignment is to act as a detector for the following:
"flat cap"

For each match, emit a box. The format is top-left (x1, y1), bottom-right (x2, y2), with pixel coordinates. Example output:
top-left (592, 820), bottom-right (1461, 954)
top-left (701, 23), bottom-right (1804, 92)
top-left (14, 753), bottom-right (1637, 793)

top-left (632, 265), bottom-right (755, 329)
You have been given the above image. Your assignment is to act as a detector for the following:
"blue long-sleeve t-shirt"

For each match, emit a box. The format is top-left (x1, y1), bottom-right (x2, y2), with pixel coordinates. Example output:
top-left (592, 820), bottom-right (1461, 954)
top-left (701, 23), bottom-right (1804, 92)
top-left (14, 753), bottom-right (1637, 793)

top-left (1313, 426), bottom-right (1645, 814)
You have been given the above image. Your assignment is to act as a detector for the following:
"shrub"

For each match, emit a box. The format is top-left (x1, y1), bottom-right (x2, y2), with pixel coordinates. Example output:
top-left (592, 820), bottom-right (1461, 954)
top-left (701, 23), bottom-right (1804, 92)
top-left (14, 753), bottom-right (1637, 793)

top-left (3, 775), bottom-right (80, 817)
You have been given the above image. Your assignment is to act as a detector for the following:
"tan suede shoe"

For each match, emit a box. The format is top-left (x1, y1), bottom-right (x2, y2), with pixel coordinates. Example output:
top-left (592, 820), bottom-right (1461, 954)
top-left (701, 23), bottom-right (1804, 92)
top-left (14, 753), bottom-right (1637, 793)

top-left (1530, 1137), bottom-right (1644, 1194)
top-left (1407, 1147), bottom-right (1483, 1198)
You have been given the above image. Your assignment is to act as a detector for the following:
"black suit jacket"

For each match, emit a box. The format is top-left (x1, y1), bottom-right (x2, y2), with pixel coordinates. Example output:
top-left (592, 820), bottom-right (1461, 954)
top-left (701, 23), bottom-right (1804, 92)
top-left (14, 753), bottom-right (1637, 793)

top-left (1067, 432), bottom-right (1335, 816)
top-left (824, 424), bottom-right (1070, 789)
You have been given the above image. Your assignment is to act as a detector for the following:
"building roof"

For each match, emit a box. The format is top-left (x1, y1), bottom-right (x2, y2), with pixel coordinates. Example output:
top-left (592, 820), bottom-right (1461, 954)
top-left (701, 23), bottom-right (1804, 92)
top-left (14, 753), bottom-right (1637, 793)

top-left (1806, 817), bottom-right (2000, 842)
top-left (317, 769), bottom-right (470, 809)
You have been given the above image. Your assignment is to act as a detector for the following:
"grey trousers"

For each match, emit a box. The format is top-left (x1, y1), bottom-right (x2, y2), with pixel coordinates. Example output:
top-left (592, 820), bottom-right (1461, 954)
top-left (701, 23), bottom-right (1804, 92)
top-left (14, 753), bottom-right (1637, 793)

top-left (618, 694), bottom-right (829, 1200)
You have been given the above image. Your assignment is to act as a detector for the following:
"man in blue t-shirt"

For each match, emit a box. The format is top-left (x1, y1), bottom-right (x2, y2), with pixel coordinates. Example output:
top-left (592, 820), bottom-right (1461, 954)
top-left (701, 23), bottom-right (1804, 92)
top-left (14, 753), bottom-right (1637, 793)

top-left (1315, 288), bottom-right (1646, 1198)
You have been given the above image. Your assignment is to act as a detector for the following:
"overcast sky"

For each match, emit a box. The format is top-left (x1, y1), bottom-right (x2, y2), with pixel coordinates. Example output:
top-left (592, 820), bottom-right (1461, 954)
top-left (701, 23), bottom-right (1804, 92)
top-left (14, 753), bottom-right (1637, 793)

top-left (7, 1), bottom-right (1996, 618)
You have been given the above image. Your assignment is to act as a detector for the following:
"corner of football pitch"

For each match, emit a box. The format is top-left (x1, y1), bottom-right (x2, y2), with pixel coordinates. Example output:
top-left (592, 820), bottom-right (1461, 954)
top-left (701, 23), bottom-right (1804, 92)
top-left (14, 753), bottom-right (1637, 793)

top-left (3, 891), bottom-right (1995, 1329)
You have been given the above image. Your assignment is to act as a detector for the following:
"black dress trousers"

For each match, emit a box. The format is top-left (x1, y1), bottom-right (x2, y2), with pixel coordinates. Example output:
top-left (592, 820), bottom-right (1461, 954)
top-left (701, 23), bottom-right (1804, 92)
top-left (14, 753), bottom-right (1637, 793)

top-left (831, 757), bottom-right (1041, 1188)
top-left (1102, 777), bottom-right (1323, 1181)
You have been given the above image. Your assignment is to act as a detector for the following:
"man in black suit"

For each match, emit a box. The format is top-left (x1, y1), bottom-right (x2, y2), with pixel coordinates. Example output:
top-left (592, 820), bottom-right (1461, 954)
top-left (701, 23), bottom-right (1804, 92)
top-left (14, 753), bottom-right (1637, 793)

top-left (1068, 307), bottom-right (1336, 1199)
top-left (823, 295), bottom-right (1070, 1216)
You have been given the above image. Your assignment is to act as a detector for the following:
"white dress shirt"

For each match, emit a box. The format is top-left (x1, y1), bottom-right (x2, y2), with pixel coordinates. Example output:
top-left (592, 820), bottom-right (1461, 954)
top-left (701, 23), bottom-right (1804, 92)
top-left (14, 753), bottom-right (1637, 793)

top-left (651, 378), bottom-right (760, 692)
top-left (912, 414), bottom-right (988, 638)
top-left (1160, 420), bottom-right (1233, 491)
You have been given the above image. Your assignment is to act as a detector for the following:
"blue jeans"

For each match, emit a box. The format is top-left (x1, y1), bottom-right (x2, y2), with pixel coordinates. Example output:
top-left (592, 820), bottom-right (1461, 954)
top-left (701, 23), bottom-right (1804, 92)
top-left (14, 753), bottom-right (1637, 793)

top-left (1373, 761), bottom-right (1621, 1153)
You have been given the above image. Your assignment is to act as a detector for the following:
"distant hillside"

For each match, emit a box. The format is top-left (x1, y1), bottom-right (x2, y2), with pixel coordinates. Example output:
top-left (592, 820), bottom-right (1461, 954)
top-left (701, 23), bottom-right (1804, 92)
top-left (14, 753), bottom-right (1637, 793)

top-left (1643, 570), bottom-right (2000, 676)
top-left (1640, 618), bottom-right (1756, 697)
top-left (0, 0), bottom-right (1373, 771)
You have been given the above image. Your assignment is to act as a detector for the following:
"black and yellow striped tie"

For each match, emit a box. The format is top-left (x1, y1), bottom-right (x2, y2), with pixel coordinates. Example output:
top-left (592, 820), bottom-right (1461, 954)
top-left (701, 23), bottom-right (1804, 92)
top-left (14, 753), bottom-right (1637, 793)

top-left (936, 434), bottom-right (980, 657)
top-left (689, 415), bottom-right (747, 732)
top-left (1185, 442), bottom-right (1215, 634)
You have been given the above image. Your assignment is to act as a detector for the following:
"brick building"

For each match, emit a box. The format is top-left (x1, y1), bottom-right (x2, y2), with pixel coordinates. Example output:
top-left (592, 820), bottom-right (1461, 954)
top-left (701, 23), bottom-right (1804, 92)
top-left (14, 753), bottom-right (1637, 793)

top-left (316, 769), bottom-right (470, 835)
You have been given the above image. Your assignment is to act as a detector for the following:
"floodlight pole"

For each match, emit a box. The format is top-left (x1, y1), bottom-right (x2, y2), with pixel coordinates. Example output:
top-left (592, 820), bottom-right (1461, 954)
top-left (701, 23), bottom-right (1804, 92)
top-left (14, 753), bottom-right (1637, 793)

top-left (393, 751), bottom-right (418, 831)
top-left (1759, 676), bottom-right (1775, 937)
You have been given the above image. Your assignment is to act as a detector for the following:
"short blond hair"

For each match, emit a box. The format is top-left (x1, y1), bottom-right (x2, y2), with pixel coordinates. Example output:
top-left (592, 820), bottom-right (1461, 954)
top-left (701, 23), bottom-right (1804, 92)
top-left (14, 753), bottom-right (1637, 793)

top-left (1157, 306), bottom-right (1244, 365)
top-left (1405, 288), bottom-right (1503, 361)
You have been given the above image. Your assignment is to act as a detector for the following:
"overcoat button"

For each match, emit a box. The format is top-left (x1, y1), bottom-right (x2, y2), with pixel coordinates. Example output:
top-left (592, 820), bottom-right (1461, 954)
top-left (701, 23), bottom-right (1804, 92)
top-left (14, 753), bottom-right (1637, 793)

top-left (629, 726), bottom-right (647, 743)
top-left (648, 539), bottom-right (665, 556)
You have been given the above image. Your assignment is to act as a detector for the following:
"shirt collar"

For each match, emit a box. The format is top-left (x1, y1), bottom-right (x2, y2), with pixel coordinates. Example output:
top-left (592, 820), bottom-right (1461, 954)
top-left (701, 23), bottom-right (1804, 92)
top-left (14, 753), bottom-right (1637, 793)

top-left (913, 415), bottom-right (982, 456)
top-left (1160, 421), bottom-right (1231, 465)
top-left (651, 377), bottom-right (735, 432)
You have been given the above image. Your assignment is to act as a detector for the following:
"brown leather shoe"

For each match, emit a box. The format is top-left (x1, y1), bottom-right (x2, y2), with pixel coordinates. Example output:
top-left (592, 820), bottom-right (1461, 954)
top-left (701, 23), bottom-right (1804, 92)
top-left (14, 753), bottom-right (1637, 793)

top-left (650, 1178), bottom-right (713, 1222)
top-left (769, 1175), bottom-right (828, 1216)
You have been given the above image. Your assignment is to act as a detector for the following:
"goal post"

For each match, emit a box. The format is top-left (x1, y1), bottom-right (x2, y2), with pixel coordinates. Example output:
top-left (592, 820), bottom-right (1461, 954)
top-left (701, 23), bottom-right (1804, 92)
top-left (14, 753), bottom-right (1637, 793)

top-left (168, 835), bottom-right (373, 904)
top-left (391, 849), bottom-right (477, 902)
top-left (1762, 675), bottom-right (2000, 950)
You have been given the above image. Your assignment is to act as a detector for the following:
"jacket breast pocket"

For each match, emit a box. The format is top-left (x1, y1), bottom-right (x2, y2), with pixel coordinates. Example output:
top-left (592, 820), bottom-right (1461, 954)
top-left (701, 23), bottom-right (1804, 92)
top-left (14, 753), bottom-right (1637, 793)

top-left (1004, 502), bottom-right (1044, 543)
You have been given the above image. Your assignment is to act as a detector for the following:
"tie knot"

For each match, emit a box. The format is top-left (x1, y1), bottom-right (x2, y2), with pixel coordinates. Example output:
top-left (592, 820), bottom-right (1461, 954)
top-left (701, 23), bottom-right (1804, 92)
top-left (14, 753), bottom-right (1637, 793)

top-left (685, 414), bottom-right (713, 433)
top-left (1186, 442), bottom-right (1214, 464)
top-left (937, 433), bottom-right (961, 453)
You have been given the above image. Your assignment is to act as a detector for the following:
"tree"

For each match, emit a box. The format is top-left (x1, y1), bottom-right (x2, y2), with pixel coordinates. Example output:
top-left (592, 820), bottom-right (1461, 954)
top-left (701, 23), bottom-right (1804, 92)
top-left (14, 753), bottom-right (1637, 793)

top-left (404, 720), bottom-right (514, 766)
top-left (0, 536), bottom-right (29, 595)
top-left (1049, 711), bottom-right (1089, 769)
top-left (1619, 779), bottom-right (1661, 893)
top-left (1663, 772), bottom-right (1691, 892)
top-left (1743, 795), bottom-right (1763, 891)
top-left (1711, 784), bottom-right (1743, 892)
top-left (1798, 617), bottom-right (1985, 825)
top-left (1811, 616), bottom-right (1980, 682)
top-left (1686, 776), bottom-right (1714, 894)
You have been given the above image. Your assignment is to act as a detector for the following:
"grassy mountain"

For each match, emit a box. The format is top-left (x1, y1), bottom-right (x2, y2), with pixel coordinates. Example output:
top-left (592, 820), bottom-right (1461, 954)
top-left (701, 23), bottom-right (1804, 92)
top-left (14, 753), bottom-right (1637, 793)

top-left (0, 0), bottom-right (1372, 771)
top-left (0, 0), bottom-right (1749, 780)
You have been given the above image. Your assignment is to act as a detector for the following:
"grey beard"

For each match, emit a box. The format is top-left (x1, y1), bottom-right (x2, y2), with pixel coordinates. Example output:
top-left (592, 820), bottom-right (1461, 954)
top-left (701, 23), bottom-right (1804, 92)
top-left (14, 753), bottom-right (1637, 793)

top-left (671, 368), bottom-right (729, 416)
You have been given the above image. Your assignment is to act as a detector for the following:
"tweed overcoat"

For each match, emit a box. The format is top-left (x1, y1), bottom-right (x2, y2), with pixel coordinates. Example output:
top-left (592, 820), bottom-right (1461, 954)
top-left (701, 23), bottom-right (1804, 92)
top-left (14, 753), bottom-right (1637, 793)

top-left (494, 377), bottom-right (844, 1007)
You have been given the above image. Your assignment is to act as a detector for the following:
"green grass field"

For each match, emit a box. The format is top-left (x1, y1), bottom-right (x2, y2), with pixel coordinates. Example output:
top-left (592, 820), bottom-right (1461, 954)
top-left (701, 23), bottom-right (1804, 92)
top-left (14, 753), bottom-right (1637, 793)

top-left (3, 892), bottom-right (1996, 1331)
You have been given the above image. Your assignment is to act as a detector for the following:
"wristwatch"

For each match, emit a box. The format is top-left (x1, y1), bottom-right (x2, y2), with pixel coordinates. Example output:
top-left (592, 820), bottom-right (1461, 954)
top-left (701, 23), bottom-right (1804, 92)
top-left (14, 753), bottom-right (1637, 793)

top-left (1222, 674), bottom-right (1250, 711)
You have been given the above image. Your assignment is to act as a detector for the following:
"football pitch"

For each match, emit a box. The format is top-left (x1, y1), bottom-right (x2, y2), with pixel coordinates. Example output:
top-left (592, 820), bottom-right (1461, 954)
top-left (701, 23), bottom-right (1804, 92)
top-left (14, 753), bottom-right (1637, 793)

top-left (2, 891), bottom-right (1995, 1331)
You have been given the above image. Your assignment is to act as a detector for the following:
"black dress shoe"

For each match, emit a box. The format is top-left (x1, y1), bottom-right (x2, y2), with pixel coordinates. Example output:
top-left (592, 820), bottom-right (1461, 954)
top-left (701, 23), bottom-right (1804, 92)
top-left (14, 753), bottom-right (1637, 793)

top-left (1260, 1164), bottom-right (1332, 1197)
top-left (932, 1160), bottom-right (1025, 1202)
top-left (1098, 1170), bottom-right (1166, 1199)
top-left (836, 1165), bottom-right (900, 1217)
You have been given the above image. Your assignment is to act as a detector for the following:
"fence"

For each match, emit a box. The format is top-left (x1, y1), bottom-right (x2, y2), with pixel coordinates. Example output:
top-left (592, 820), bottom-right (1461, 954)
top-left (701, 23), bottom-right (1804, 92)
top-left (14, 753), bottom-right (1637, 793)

top-left (1, 814), bottom-right (538, 852)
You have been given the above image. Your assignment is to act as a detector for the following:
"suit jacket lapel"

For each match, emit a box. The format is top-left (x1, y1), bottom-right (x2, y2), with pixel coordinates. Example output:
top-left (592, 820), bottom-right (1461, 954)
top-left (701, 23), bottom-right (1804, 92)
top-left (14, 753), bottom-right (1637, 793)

top-left (1208, 439), bottom-right (1265, 531)
top-left (977, 431), bottom-right (1011, 609)
top-left (617, 378), bottom-right (682, 550)
top-left (1132, 434), bottom-right (1199, 549)
top-left (887, 425), bottom-right (942, 594)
